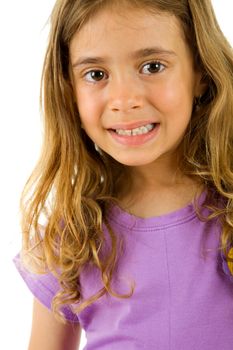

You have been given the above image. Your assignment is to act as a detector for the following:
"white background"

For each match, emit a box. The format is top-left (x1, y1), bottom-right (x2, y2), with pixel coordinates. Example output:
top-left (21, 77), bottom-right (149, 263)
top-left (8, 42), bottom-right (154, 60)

top-left (0, 1), bottom-right (232, 349)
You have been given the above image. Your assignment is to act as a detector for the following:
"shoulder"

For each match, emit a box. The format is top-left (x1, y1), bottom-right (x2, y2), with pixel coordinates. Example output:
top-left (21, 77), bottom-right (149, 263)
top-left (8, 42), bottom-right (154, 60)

top-left (13, 252), bottom-right (79, 323)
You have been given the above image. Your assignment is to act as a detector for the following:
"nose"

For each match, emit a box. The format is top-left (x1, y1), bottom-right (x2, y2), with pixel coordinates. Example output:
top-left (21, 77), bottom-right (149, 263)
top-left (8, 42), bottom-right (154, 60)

top-left (107, 75), bottom-right (144, 113)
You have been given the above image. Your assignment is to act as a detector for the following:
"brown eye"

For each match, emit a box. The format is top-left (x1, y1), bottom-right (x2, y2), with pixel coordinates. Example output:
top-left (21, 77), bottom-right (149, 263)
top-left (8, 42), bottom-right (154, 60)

top-left (141, 61), bottom-right (165, 74)
top-left (84, 70), bottom-right (106, 82)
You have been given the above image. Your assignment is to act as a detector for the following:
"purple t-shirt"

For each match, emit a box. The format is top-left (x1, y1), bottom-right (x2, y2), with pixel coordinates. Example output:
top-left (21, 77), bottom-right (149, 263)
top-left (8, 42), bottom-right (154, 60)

top-left (13, 192), bottom-right (233, 349)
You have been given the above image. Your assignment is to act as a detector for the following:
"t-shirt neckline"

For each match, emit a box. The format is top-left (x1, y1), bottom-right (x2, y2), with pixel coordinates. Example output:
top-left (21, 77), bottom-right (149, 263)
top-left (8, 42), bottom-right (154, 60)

top-left (107, 190), bottom-right (207, 230)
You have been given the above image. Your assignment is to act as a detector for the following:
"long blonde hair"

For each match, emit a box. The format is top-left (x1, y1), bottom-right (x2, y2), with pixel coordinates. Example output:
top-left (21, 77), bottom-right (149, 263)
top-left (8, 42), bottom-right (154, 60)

top-left (20, 0), bottom-right (233, 322)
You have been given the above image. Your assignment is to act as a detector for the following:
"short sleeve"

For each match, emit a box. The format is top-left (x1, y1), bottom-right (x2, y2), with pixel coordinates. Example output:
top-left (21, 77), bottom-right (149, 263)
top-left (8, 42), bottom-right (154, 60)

top-left (220, 249), bottom-right (233, 283)
top-left (13, 253), bottom-right (79, 323)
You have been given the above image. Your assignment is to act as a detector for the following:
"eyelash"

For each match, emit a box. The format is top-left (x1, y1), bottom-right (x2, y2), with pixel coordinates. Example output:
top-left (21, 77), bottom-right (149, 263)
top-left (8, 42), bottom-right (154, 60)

top-left (82, 61), bottom-right (166, 83)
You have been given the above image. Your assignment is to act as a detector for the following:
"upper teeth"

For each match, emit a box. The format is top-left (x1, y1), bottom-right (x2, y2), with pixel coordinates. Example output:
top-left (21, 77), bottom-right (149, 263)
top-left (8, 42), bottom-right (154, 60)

top-left (115, 123), bottom-right (154, 136)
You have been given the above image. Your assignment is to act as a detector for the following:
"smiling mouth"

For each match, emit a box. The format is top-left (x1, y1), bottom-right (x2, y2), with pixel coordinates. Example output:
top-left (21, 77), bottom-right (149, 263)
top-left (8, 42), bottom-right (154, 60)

top-left (110, 123), bottom-right (158, 136)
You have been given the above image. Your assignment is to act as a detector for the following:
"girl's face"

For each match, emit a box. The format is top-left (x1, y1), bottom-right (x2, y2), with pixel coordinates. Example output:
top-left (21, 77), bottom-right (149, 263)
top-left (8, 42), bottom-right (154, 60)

top-left (70, 7), bottom-right (203, 167)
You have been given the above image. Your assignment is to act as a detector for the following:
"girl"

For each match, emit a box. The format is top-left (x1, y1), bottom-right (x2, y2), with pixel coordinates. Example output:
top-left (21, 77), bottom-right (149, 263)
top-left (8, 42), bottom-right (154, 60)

top-left (14, 0), bottom-right (233, 349)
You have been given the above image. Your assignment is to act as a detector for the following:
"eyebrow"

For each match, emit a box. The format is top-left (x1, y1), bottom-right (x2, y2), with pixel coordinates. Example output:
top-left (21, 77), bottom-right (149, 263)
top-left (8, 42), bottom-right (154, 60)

top-left (72, 47), bottom-right (177, 68)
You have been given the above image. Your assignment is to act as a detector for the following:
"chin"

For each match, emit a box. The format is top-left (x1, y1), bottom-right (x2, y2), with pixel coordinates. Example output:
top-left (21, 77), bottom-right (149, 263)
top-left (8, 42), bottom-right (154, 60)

top-left (112, 155), bottom-right (157, 167)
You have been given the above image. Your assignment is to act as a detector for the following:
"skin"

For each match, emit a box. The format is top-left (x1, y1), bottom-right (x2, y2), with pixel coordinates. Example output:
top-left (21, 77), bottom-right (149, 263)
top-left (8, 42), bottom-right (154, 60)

top-left (28, 298), bottom-right (81, 350)
top-left (70, 7), bottom-right (206, 216)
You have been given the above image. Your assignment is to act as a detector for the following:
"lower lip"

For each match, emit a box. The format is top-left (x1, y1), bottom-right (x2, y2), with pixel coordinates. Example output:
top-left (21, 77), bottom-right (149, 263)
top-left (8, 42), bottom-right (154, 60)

top-left (108, 124), bottom-right (160, 146)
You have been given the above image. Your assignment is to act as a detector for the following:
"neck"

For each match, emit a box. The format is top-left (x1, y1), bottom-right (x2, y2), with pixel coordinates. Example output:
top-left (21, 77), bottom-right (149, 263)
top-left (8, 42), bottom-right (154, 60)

top-left (131, 160), bottom-right (183, 191)
top-left (116, 154), bottom-right (204, 218)
top-left (120, 152), bottom-right (186, 193)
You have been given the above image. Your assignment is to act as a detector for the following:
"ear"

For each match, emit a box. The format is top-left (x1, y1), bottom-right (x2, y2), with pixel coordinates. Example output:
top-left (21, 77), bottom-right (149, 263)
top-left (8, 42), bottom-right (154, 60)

top-left (195, 72), bottom-right (209, 97)
top-left (194, 71), bottom-right (208, 98)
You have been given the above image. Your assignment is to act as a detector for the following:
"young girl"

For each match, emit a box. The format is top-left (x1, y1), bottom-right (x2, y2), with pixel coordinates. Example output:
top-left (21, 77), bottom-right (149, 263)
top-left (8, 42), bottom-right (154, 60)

top-left (14, 0), bottom-right (233, 349)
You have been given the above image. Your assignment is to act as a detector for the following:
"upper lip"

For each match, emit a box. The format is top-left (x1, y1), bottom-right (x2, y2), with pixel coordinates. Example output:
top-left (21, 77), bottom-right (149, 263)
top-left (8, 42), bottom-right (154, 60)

top-left (108, 120), bottom-right (158, 130)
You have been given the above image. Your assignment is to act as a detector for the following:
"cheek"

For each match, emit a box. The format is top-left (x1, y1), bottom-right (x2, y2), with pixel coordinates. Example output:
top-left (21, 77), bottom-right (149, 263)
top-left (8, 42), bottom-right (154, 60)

top-left (75, 87), bottom-right (103, 125)
top-left (148, 76), bottom-right (194, 115)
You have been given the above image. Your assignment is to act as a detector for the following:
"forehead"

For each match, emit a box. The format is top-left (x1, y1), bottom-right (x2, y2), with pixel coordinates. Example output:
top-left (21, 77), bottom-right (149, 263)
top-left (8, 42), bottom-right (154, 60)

top-left (70, 7), bottom-right (187, 61)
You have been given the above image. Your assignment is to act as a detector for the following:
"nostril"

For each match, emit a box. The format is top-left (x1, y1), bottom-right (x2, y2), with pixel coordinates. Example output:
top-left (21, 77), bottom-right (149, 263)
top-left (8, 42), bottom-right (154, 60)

top-left (109, 96), bottom-right (143, 112)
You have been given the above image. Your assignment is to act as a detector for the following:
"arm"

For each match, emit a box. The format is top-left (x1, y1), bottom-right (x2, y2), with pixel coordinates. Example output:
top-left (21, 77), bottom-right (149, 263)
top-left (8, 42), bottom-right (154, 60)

top-left (28, 298), bottom-right (82, 350)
